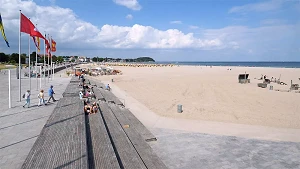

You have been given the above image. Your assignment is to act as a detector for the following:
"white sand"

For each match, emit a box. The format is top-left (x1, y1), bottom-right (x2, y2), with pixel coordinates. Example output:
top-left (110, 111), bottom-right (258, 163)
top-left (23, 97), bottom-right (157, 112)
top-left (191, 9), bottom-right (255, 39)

top-left (92, 65), bottom-right (300, 129)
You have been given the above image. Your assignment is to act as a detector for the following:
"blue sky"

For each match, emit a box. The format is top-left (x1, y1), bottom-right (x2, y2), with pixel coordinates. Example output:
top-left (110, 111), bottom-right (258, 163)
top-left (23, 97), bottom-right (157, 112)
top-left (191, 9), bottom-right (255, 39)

top-left (0, 0), bottom-right (299, 61)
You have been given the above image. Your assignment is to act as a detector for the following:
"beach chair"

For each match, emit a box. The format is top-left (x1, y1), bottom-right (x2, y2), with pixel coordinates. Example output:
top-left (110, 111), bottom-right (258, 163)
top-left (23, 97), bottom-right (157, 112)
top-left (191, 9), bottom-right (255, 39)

top-left (238, 74), bottom-right (250, 83)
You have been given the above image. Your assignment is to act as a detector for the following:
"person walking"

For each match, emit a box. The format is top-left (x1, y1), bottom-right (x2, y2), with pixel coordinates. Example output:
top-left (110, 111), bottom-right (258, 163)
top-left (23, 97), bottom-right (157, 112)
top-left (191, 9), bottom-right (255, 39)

top-left (38, 89), bottom-right (46, 106)
top-left (47, 85), bottom-right (56, 103)
top-left (23, 90), bottom-right (31, 108)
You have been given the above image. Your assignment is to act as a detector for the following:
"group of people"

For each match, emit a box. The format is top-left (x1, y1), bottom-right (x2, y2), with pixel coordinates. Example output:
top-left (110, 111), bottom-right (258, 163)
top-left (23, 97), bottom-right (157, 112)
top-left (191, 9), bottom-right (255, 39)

top-left (84, 101), bottom-right (98, 114)
top-left (79, 89), bottom-right (95, 99)
top-left (23, 85), bottom-right (56, 108)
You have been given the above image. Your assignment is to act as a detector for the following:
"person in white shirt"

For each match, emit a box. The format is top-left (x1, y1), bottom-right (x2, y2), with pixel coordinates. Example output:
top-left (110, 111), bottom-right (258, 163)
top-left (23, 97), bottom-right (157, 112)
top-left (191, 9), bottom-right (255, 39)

top-left (23, 90), bottom-right (31, 108)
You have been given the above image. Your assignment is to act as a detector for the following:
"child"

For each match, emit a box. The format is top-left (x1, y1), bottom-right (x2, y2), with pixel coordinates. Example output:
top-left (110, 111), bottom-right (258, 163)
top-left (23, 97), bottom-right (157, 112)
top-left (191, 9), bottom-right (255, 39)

top-left (38, 90), bottom-right (46, 106)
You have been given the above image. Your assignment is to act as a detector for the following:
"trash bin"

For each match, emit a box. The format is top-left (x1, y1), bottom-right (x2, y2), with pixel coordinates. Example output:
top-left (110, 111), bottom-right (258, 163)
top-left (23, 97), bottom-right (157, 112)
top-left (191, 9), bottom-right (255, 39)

top-left (111, 79), bottom-right (114, 82)
top-left (177, 104), bottom-right (182, 113)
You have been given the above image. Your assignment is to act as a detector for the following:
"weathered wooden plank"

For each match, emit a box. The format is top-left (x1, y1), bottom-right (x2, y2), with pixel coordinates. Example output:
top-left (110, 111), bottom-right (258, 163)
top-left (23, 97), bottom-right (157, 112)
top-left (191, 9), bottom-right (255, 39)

top-left (63, 83), bottom-right (81, 97)
top-left (21, 97), bottom-right (88, 169)
top-left (113, 106), bottom-right (157, 142)
top-left (108, 104), bottom-right (167, 169)
top-left (70, 76), bottom-right (81, 83)
top-left (87, 78), bottom-right (105, 89)
top-left (98, 88), bottom-right (115, 103)
top-left (96, 88), bottom-right (123, 106)
top-left (87, 109), bottom-right (121, 169)
top-left (92, 87), bottom-right (105, 101)
top-left (99, 102), bottom-right (147, 169)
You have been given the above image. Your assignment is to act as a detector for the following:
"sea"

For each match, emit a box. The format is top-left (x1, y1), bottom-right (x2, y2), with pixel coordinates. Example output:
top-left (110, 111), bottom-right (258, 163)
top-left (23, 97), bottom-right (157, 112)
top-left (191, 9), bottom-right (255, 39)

top-left (154, 62), bottom-right (300, 68)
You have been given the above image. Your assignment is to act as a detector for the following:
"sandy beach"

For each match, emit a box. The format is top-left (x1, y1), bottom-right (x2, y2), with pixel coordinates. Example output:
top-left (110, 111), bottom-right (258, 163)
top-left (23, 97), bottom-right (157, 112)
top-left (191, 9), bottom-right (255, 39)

top-left (88, 64), bottom-right (300, 130)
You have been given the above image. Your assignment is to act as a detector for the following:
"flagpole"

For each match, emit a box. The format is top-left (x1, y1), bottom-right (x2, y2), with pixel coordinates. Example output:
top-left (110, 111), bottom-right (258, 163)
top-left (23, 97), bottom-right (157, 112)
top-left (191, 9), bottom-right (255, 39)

top-left (39, 66), bottom-right (42, 89)
top-left (47, 34), bottom-right (50, 83)
top-left (50, 36), bottom-right (53, 81)
top-left (36, 44), bottom-right (38, 90)
top-left (36, 24), bottom-right (38, 91)
top-left (44, 32), bottom-right (46, 85)
top-left (28, 18), bottom-right (31, 92)
top-left (19, 10), bottom-right (22, 102)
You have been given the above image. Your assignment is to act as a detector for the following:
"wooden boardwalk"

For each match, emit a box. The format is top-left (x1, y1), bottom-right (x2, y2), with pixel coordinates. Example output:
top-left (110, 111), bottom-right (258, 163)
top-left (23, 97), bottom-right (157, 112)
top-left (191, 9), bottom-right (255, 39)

top-left (21, 77), bottom-right (88, 169)
top-left (89, 79), bottom-right (123, 105)
top-left (21, 76), bottom-right (167, 169)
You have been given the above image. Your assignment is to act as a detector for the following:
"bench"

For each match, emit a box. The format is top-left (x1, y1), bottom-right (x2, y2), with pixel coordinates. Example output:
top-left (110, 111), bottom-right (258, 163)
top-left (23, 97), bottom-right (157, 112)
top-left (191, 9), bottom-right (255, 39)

top-left (109, 104), bottom-right (157, 142)
top-left (86, 108), bottom-right (120, 169)
top-left (98, 102), bottom-right (147, 168)
top-left (62, 83), bottom-right (81, 97)
top-left (91, 87), bottom-right (105, 101)
top-left (21, 97), bottom-right (88, 169)
top-left (108, 104), bottom-right (166, 168)
top-left (88, 78), bottom-right (124, 106)
top-left (98, 88), bottom-right (123, 105)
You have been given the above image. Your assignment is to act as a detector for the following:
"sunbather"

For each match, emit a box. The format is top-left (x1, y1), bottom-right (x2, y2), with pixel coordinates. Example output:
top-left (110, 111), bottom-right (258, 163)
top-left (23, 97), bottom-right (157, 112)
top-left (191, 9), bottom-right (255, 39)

top-left (91, 102), bottom-right (98, 114)
top-left (84, 101), bottom-right (92, 114)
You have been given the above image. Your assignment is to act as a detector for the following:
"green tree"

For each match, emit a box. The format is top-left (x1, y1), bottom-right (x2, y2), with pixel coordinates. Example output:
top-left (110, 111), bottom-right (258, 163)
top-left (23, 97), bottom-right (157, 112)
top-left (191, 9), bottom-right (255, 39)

top-left (92, 57), bottom-right (97, 62)
top-left (0, 52), bottom-right (9, 62)
top-left (52, 55), bottom-right (57, 62)
top-left (21, 53), bottom-right (27, 64)
top-left (9, 53), bottom-right (19, 63)
top-left (30, 52), bottom-right (37, 64)
top-left (56, 56), bottom-right (64, 63)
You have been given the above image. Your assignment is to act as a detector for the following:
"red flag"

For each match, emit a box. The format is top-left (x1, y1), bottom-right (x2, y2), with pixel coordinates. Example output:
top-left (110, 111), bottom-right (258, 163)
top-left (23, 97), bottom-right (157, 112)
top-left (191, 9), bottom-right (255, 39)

top-left (51, 38), bottom-right (56, 52)
top-left (45, 35), bottom-right (50, 53)
top-left (20, 13), bottom-right (33, 34)
top-left (31, 27), bottom-right (45, 39)
top-left (20, 13), bottom-right (45, 40)
top-left (46, 36), bottom-right (51, 57)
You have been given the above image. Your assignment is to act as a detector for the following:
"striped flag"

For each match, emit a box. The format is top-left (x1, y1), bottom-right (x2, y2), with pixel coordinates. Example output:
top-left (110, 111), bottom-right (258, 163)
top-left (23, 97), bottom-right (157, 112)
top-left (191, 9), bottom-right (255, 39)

top-left (32, 36), bottom-right (41, 52)
top-left (0, 13), bottom-right (9, 47)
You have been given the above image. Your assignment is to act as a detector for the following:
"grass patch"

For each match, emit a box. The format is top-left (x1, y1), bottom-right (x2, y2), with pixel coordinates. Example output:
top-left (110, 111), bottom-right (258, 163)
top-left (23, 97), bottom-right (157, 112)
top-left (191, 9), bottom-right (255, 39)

top-left (0, 64), bottom-right (17, 70)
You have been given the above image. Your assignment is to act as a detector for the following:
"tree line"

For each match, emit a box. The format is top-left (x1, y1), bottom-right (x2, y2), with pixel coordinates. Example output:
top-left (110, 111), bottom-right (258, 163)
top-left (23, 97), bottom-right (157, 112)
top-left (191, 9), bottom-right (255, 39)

top-left (91, 56), bottom-right (155, 62)
top-left (0, 52), bottom-right (64, 64)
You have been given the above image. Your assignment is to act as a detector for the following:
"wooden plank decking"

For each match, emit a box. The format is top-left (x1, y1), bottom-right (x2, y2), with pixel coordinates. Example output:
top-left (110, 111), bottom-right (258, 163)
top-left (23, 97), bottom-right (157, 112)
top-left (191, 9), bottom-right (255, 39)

top-left (88, 78), bottom-right (123, 105)
top-left (22, 76), bottom-right (167, 169)
top-left (98, 102), bottom-right (147, 169)
top-left (108, 104), bottom-right (166, 168)
top-left (108, 104), bottom-right (157, 142)
top-left (21, 97), bottom-right (88, 169)
top-left (86, 112), bottom-right (120, 169)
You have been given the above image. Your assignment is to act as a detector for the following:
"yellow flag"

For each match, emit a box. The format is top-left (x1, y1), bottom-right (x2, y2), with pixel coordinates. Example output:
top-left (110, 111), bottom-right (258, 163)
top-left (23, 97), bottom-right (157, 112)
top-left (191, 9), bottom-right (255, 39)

top-left (37, 37), bottom-right (40, 52)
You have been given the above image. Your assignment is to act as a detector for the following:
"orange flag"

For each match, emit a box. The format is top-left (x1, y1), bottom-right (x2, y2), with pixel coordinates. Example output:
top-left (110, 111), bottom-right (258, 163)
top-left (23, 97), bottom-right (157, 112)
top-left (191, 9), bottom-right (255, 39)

top-left (51, 38), bottom-right (56, 52)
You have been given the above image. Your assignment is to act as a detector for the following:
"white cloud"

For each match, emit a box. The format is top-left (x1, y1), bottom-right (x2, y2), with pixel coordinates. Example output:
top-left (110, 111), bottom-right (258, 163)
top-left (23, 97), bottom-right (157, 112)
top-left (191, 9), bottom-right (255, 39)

top-left (170, 21), bottom-right (182, 24)
top-left (113, 0), bottom-right (141, 10)
top-left (229, 0), bottom-right (283, 13)
top-left (1, 0), bottom-right (298, 61)
top-left (96, 24), bottom-right (222, 49)
top-left (201, 24), bottom-right (300, 53)
top-left (126, 14), bottom-right (133, 20)
top-left (260, 19), bottom-right (284, 25)
top-left (0, 0), bottom-right (223, 54)
top-left (189, 25), bottom-right (199, 29)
